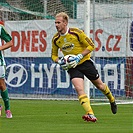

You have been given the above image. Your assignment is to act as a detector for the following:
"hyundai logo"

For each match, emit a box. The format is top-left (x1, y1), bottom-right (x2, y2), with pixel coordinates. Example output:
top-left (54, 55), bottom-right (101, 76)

top-left (5, 64), bottom-right (28, 87)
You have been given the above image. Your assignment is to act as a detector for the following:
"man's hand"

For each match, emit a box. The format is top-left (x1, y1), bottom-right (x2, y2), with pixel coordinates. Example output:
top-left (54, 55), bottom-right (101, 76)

top-left (69, 54), bottom-right (83, 68)
top-left (58, 57), bottom-right (68, 70)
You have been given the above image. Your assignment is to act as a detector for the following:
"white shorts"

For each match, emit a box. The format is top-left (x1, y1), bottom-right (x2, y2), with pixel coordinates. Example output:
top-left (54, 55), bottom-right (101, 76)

top-left (0, 66), bottom-right (5, 78)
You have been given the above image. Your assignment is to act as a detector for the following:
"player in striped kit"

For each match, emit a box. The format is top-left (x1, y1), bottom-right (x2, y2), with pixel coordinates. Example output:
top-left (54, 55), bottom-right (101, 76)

top-left (51, 12), bottom-right (117, 122)
top-left (0, 23), bottom-right (13, 118)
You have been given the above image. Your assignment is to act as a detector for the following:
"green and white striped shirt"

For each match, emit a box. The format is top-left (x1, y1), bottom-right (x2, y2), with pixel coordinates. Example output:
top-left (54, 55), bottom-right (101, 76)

top-left (0, 24), bottom-right (12, 66)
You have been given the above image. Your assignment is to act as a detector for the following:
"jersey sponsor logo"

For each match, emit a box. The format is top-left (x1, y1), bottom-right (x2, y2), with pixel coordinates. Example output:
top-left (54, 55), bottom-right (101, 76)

top-left (62, 43), bottom-right (74, 52)
top-left (5, 64), bottom-right (28, 87)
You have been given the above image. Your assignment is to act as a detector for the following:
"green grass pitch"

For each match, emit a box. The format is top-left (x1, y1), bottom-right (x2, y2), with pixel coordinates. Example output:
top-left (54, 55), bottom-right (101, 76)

top-left (0, 99), bottom-right (132, 133)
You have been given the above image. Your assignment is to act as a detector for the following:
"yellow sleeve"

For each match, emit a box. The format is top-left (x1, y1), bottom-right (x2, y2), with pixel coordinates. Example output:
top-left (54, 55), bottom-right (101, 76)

top-left (79, 31), bottom-right (95, 52)
top-left (85, 37), bottom-right (96, 52)
top-left (51, 38), bottom-right (59, 62)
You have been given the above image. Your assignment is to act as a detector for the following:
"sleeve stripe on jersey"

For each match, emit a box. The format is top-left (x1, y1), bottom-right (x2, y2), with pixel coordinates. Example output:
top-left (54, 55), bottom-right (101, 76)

top-left (53, 33), bottom-right (60, 48)
top-left (85, 37), bottom-right (95, 48)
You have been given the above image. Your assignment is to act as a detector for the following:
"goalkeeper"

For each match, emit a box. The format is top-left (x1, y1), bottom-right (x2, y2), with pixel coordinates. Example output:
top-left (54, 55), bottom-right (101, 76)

top-left (51, 12), bottom-right (117, 122)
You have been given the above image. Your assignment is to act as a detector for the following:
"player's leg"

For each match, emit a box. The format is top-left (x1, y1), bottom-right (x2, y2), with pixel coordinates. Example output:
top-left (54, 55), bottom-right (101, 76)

top-left (69, 62), bottom-right (98, 122)
top-left (72, 78), bottom-right (94, 113)
top-left (91, 78), bottom-right (117, 114)
top-left (68, 66), bottom-right (97, 122)
top-left (72, 78), bottom-right (97, 122)
top-left (0, 66), bottom-right (12, 118)
top-left (0, 104), bottom-right (2, 117)
top-left (83, 59), bottom-right (117, 114)
top-left (0, 79), bottom-right (12, 118)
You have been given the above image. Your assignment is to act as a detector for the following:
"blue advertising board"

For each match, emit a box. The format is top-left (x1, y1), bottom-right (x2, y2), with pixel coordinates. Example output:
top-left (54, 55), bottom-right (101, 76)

top-left (5, 57), bottom-right (126, 97)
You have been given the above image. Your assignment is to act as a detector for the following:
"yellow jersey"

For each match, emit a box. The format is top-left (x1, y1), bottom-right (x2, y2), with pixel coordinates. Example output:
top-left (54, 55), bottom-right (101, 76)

top-left (51, 27), bottom-right (95, 65)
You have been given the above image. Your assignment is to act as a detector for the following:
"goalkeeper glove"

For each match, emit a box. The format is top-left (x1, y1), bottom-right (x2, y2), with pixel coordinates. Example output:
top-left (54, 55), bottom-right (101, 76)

top-left (69, 54), bottom-right (83, 68)
top-left (58, 57), bottom-right (68, 70)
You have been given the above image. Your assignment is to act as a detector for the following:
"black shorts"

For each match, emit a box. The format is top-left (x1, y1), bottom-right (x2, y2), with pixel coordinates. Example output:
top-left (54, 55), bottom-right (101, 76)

top-left (68, 59), bottom-right (99, 81)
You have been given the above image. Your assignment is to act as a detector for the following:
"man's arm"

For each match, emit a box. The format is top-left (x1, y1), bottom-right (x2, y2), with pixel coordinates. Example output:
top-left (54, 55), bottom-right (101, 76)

top-left (81, 48), bottom-right (92, 57)
top-left (51, 43), bottom-right (59, 63)
top-left (0, 40), bottom-right (13, 51)
top-left (69, 44), bottom-right (95, 68)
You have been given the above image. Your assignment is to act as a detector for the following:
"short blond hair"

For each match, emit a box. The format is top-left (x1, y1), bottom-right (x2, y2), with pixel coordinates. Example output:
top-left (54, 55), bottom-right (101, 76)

top-left (55, 12), bottom-right (69, 23)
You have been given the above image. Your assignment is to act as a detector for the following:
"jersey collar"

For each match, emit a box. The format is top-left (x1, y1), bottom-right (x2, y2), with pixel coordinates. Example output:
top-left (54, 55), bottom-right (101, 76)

top-left (60, 27), bottom-right (69, 36)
